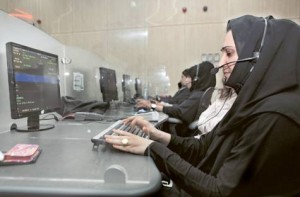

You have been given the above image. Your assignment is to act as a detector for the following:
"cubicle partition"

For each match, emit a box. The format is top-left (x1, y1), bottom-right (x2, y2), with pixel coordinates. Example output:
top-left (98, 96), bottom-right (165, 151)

top-left (0, 10), bottom-right (65, 132)
top-left (0, 10), bottom-right (162, 196)
top-left (0, 10), bottom-right (142, 132)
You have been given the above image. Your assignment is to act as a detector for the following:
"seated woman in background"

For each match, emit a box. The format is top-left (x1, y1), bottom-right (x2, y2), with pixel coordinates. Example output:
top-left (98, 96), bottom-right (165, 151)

top-left (105, 15), bottom-right (300, 196)
top-left (158, 68), bottom-right (192, 106)
top-left (135, 68), bottom-right (192, 112)
top-left (136, 61), bottom-right (216, 132)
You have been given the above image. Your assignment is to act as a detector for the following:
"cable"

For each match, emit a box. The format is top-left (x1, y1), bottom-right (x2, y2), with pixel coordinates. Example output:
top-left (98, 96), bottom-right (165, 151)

top-left (197, 95), bottom-right (230, 127)
top-left (40, 113), bottom-right (59, 121)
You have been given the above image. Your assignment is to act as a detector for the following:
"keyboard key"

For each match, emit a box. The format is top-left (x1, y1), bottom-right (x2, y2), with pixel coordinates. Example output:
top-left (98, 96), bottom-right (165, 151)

top-left (91, 120), bottom-right (148, 147)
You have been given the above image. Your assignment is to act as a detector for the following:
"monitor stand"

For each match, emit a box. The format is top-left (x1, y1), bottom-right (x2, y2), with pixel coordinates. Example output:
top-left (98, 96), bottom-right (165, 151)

top-left (12, 114), bottom-right (54, 132)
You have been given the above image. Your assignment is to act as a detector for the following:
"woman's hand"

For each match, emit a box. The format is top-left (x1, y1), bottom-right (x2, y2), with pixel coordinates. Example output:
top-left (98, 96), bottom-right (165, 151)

top-left (105, 116), bottom-right (171, 154)
top-left (123, 116), bottom-right (171, 145)
top-left (104, 129), bottom-right (153, 155)
top-left (135, 99), bottom-right (151, 109)
top-left (155, 102), bottom-right (164, 112)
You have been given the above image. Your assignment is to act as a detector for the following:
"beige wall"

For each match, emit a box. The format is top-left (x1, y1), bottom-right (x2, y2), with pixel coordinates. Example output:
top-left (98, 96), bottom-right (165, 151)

top-left (1, 0), bottom-right (300, 95)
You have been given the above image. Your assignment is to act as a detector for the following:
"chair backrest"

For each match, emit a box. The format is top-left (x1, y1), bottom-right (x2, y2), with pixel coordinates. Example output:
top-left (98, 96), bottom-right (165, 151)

top-left (200, 87), bottom-right (215, 109)
top-left (189, 87), bottom-right (215, 130)
top-left (193, 87), bottom-right (215, 120)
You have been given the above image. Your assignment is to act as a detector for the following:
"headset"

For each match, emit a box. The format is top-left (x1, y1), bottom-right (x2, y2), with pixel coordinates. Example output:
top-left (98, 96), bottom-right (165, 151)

top-left (210, 17), bottom-right (269, 75)
top-left (253, 16), bottom-right (268, 60)
top-left (194, 64), bottom-right (200, 81)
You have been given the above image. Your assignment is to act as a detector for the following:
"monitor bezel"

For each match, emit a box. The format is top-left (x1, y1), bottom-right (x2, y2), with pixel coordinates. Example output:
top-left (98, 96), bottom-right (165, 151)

top-left (122, 74), bottom-right (132, 102)
top-left (134, 77), bottom-right (142, 98)
top-left (99, 67), bottom-right (118, 103)
top-left (6, 42), bottom-right (61, 120)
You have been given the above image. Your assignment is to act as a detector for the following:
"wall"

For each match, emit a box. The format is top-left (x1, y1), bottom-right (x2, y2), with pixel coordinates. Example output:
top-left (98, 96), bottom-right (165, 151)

top-left (0, 11), bottom-right (64, 131)
top-left (0, 10), bottom-right (113, 132)
top-left (0, 0), bottom-right (300, 95)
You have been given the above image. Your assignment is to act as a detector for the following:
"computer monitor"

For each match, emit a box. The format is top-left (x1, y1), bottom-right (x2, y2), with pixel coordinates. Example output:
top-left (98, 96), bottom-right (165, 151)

top-left (122, 74), bottom-right (132, 102)
top-left (134, 77), bottom-right (142, 99)
top-left (6, 42), bottom-right (61, 132)
top-left (99, 67), bottom-right (118, 102)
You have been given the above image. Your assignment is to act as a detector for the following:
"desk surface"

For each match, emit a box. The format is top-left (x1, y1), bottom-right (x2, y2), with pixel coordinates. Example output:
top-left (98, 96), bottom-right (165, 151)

top-left (0, 115), bottom-right (165, 197)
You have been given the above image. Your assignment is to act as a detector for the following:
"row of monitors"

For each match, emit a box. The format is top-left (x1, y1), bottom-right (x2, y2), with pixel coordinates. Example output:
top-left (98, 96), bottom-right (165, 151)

top-left (99, 67), bottom-right (142, 103)
top-left (5, 42), bottom-right (143, 131)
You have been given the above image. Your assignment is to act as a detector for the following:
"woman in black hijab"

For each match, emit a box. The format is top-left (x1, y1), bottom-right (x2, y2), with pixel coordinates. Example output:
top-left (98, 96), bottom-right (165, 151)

top-left (105, 15), bottom-right (300, 196)
top-left (160, 62), bottom-right (216, 125)
top-left (136, 61), bottom-right (216, 136)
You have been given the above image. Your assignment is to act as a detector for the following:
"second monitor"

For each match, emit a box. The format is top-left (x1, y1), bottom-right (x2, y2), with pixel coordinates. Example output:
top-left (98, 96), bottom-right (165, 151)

top-left (134, 77), bottom-right (143, 99)
top-left (99, 67), bottom-right (118, 103)
top-left (122, 74), bottom-right (132, 102)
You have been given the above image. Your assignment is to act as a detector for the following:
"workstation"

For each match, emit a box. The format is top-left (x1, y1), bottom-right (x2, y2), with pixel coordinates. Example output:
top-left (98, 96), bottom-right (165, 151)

top-left (0, 8), bottom-right (167, 197)
top-left (0, 119), bottom-right (166, 197)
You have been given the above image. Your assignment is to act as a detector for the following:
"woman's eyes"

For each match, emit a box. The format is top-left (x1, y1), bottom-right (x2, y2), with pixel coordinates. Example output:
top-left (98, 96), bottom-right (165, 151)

top-left (223, 50), bottom-right (234, 57)
top-left (226, 52), bottom-right (233, 57)
top-left (220, 47), bottom-right (236, 58)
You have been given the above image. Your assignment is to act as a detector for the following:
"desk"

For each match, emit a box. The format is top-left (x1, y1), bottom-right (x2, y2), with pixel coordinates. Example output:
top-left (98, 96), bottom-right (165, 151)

top-left (0, 118), bottom-right (165, 197)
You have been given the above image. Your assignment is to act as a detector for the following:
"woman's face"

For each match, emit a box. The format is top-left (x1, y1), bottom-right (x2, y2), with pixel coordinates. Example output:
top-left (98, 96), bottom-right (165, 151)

top-left (180, 74), bottom-right (188, 86)
top-left (219, 30), bottom-right (239, 81)
top-left (184, 76), bottom-right (192, 89)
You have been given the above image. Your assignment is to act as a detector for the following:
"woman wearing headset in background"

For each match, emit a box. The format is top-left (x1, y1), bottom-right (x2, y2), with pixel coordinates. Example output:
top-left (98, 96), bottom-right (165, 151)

top-left (136, 61), bottom-right (216, 137)
top-left (105, 15), bottom-right (300, 196)
top-left (135, 68), bottom-right (192, 108)
top-left (159, 68), bottom-right (192, 105)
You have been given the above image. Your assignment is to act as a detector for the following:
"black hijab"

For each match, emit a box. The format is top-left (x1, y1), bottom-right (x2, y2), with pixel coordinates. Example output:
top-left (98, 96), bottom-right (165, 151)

top-left (189, 61), bottom-right (216, 91)
top-left (218, 15), bottom-right (300, 135)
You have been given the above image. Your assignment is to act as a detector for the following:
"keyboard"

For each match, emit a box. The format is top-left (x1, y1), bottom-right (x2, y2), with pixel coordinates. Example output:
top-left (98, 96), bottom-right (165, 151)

top-left (74, 111), bottom-right (129, 122)
top-left (134, 111), bottom-right (159, 122)
top-left (74, 112), bottom-right (103, 121)
top-left (91, 120), bottom-right (148, 148)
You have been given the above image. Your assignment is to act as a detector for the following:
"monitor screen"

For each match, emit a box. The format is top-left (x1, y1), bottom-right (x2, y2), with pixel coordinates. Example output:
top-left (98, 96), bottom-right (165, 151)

top-left (99, 67), bottom-right (118, 102)
top-left (134, 77), bottom-right (142, 99)
top-left (6, 42), bottom-right (61, 132)
top-left (122, 74), bottom-right (132, 102)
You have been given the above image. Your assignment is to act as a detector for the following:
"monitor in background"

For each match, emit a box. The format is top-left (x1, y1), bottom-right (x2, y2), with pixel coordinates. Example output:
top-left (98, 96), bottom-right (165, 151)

top-left (99, 67), bottom-right (118, 103)
top-left (122, 74), bottom-right (132, 102)
top-left (134, 77), bottom-right (142, 99)
top-left (6, 42), bottom-right (61, 132)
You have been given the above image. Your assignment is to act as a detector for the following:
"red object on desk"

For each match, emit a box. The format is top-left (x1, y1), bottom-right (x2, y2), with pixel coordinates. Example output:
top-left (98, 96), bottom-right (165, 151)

top-left (4, 144), bottom-right (40, 162)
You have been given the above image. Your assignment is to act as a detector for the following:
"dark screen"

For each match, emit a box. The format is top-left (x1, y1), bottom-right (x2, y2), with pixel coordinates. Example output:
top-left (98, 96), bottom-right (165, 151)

top-left (99, 67), bottom-right (118, 102)
top-left (6, 42), bottom-right (61, 119)
top-left (134, 77), bottom-right (142, 98)
top-left (122, 74), bottom-right (131, 102)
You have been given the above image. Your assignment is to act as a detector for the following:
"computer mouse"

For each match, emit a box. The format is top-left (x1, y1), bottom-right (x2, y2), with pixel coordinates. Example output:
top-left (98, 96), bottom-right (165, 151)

top-left (0, 151), bottom-right (4, 161)
top-left (137, 109), bottom-right (147, 113)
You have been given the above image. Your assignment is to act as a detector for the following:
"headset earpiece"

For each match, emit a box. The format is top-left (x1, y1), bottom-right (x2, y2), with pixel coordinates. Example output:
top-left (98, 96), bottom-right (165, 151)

top-left (253, 51), bottom-right (260, 59)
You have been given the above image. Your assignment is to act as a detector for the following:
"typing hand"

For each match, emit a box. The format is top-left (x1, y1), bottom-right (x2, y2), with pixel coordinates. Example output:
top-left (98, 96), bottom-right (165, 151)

top-left (123, 116), bottom-right (155, 135)
top-left (104, 129), bottom-right (153, 155)
top-left (123, 116), bottom-right (165, 142)
top-left (135, 99), bottom-right (151, 109)
top-left (149, 99), bottom-right (158, 104)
